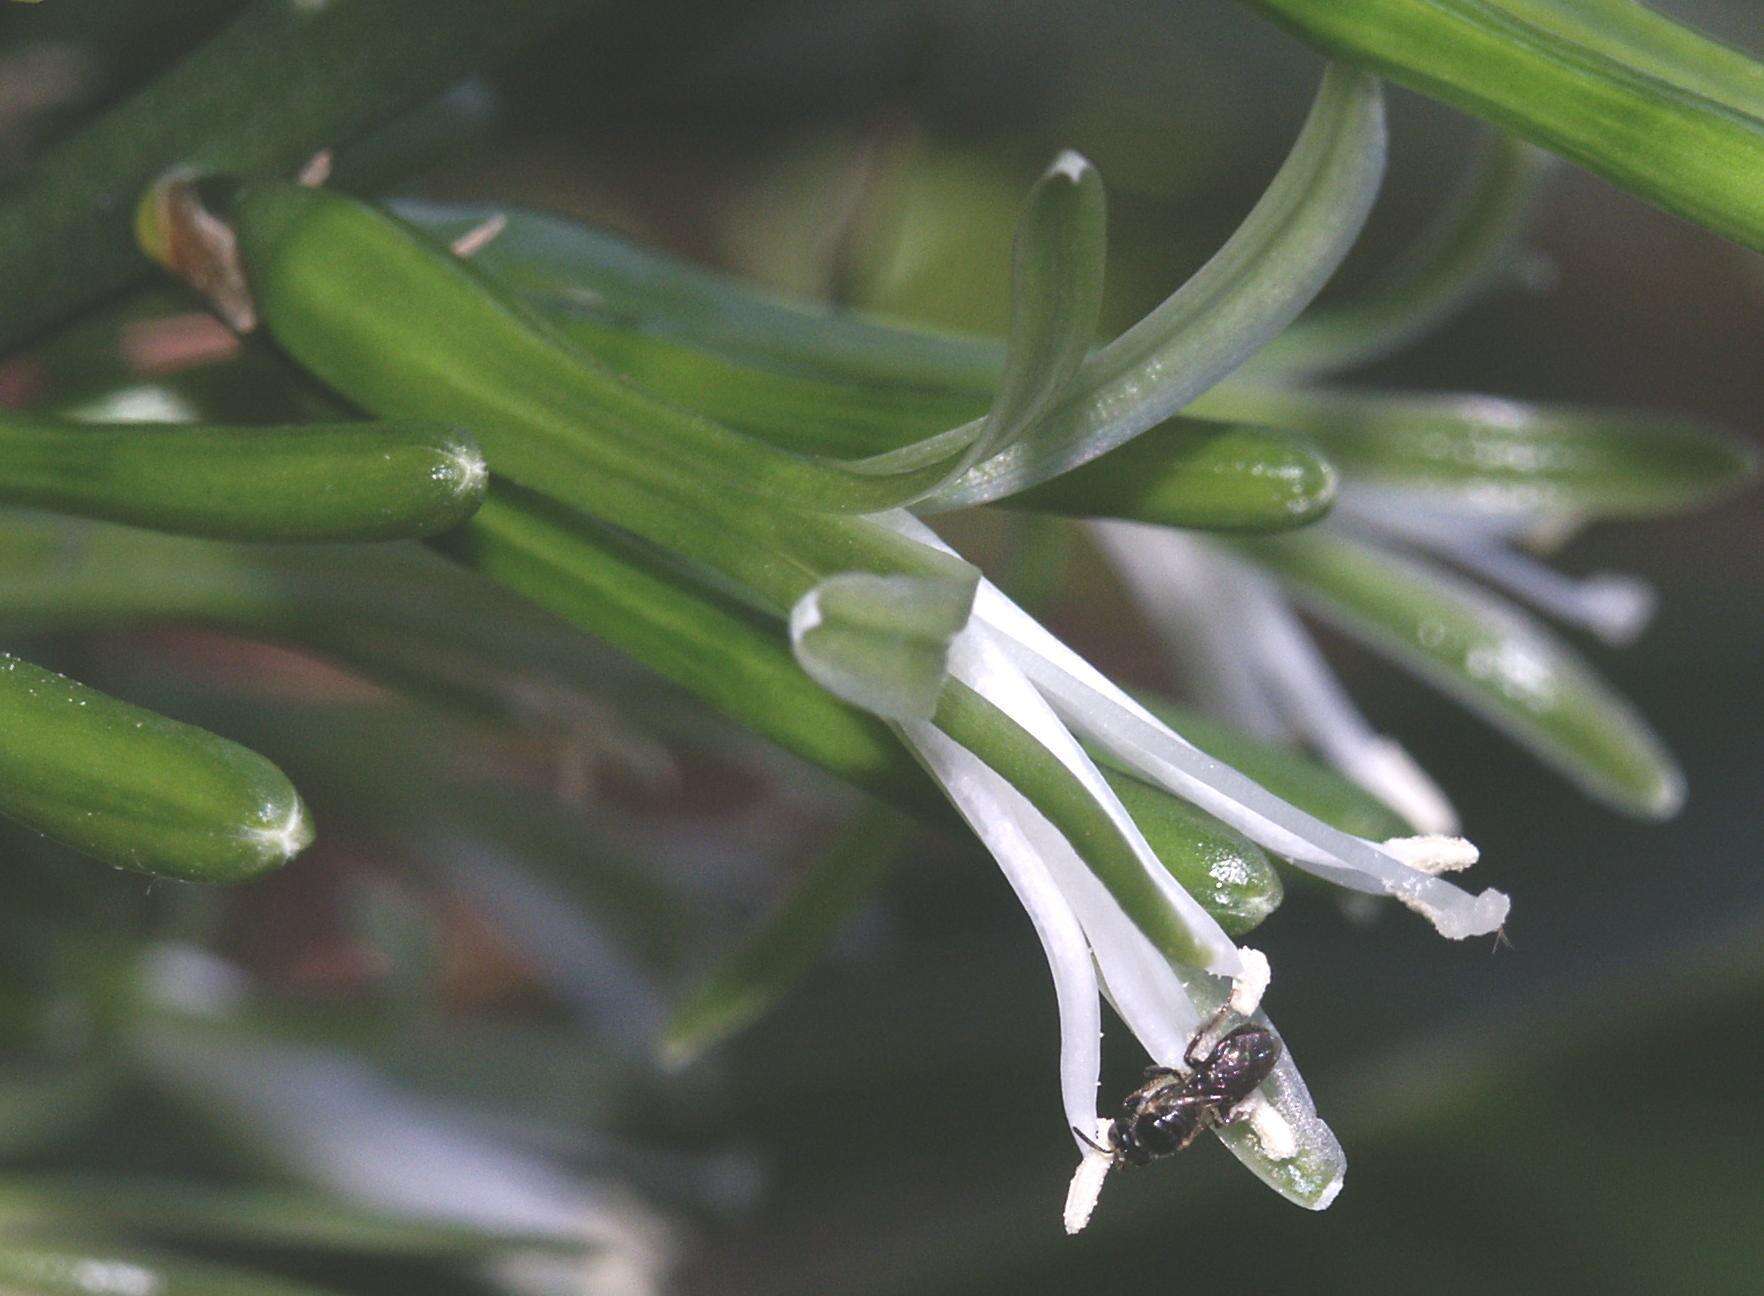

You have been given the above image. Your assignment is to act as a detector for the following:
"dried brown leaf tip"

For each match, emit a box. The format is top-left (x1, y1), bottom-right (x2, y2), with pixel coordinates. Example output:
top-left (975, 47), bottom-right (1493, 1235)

top-left (134, 170), bottom-right (257, 333)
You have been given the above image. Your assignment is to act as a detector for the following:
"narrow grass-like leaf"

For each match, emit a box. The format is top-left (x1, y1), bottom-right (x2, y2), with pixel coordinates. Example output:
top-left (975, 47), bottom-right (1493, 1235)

top-left (0, 415), bottom-right (484, 541)
top-left (1240, 0), bottom-right (1764, 250)
top-left (663, 807), bottom-right (909, 1067)
top-left (1196, 384), bottom-right (1759, 516)
top-left (0, 0), bottom-right (590, 349)
top-left (1236, 528), bottom-right (1684, 817)
top-left (1252, 132), bottom-right (1554, 375)
top-left (926, 65), bottom-right (1386, 507)
top-left (0, 653), bottom-right (311, 881)
top-left (1005, 419), bottom-right (1337, 531)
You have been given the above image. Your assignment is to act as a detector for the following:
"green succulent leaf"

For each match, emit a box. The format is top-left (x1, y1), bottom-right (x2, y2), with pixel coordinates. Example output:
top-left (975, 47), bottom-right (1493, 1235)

top-left (0, 653), bottom-right (312, 882)
top-left (391, 199), bottom-right (1005, 394)
top-left (1196, 384), bottom-right (1759, 517)
top-left (218, 180), bottom-right (976, 606)
top-left (928, 64), bottom-right (1387, 507)
top-left (447, 488), bottom-right (1281, 935)
top-left (1235, 529), bottom-right (1684, 818)
top-left (1240, 0), bottom-right (1764, 250)
top-left (0, 415), bottom-right (485, 541)
top-left (1005, 419), bottom-right (1338, 531)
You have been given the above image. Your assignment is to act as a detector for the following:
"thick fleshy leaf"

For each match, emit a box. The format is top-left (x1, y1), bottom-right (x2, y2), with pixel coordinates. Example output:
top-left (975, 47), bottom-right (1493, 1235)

top-left (1004, 419), bottom-right (1337, 531)
top-left (909, 149), bottom-right (1105, 485)
top-left (0, 415), bottom-right (485, 541)
top-left (1195, 385), bottom-right (1758, 517)
top-left (216, 180), bottom-right (985, 601)
top-left (1495, 0), bottom-right (1764, 122)
top-left (0, 653), bottom-right (311, 882)
top-left (662, 808), bottom-right (909, 1068)
top-left (1236, 528), bottom-right (1684, 817)
top-left (1240, 0), bottom-right (1764, 250)
top-left (1251, 132), bottom-right (1554, 375)
top-left (925, 65), bottom-right (1387, 507)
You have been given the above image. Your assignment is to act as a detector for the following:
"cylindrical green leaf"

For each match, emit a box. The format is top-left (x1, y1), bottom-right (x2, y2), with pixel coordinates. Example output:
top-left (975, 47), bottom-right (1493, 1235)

top-left (1005, 420), bottom-right (1337, 531)
top-left (1196, 384), bottom-right (1758, 517)
top-left (0, 653), bottom-right (311, 881)
top-left (444, 487), bottom-right (1283, 934)
top-left (0, 416), bottom-right (485, 541)
top-left (218, 180), bottom-right (975, 608)
top-left (1239, 0), bottom-right (1764, 250)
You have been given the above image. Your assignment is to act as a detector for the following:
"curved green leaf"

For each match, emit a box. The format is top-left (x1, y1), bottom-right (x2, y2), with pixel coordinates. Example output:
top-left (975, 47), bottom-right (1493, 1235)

top-left (928, 65), bottom-right (1387, 507)
top-left (1240, 0), bottom-right (1764, 250)
top-left (0, 0), bottom-right (589, 350)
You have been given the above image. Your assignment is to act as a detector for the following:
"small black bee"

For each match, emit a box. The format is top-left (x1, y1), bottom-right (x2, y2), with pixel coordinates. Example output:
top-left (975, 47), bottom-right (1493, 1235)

top-left (1079, 1024), bottom-right (1282, 1166)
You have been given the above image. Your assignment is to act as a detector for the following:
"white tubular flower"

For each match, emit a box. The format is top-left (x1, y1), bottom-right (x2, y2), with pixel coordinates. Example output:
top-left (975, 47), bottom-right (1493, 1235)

top-left (788, 511), bottom-right (1511, 1223)
top-left (1092, 519), bottom-right (1460, 835)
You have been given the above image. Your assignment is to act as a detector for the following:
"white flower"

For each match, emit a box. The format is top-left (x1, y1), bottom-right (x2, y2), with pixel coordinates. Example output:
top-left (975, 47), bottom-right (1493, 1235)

top-left (795, 511), bottom-right (1509, 1224)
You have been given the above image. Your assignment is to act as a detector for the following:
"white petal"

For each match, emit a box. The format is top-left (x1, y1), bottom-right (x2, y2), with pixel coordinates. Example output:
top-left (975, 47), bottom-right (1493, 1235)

top-left (897, 719), bottom-right (1104, 1142)
top-left (974, 579), bottom-right (1509, 938)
